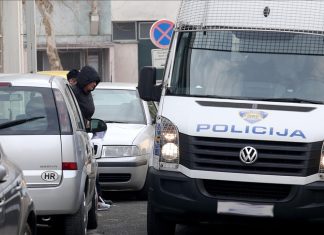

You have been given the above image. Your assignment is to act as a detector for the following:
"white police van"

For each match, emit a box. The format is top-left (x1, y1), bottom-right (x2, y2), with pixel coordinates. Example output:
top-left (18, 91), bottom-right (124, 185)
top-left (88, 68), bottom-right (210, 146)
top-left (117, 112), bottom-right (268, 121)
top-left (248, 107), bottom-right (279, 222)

top-left (138, 0), bottom-right (324, 234)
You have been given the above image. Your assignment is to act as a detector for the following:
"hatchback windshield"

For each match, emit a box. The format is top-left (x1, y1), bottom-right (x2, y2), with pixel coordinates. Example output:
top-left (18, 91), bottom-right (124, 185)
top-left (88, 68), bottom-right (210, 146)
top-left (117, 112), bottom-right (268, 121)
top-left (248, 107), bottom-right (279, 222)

top-left (170, 31), bottom-right (324, 103)
top-left (92, 89), bottom-right (145, 124)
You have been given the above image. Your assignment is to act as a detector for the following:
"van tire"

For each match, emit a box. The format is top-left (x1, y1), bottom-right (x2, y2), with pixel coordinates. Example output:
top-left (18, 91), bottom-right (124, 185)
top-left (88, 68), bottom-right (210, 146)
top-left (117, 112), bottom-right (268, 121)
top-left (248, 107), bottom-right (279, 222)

top-left (87, 190), bottom-right (98, 229)
top-left (63, 193), bottom-right (88, 235)
top-left (147, 199), bottom-right (175, 235)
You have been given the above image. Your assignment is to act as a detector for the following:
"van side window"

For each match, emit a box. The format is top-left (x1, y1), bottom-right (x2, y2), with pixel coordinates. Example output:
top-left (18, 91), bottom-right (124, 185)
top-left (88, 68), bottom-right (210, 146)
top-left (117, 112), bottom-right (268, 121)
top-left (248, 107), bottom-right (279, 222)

top-left (64, 86), bottom-right (85, 130)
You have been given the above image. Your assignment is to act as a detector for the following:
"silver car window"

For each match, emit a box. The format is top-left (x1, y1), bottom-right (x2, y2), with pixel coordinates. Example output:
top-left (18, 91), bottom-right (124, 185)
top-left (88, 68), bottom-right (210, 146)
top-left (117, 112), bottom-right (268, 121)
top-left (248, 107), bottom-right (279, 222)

top-left (65, 85), bottom-right (85, 130)
top-left (0, 87), bottom-right (60, 135)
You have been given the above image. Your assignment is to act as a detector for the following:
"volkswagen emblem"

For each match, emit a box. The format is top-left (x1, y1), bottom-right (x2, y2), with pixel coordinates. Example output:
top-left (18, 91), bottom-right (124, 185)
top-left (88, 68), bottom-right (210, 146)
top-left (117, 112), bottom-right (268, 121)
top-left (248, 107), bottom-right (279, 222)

top-left (263, 6), bottom-right (270, 17)
top-left (239, 146), bottom-right (258, 164)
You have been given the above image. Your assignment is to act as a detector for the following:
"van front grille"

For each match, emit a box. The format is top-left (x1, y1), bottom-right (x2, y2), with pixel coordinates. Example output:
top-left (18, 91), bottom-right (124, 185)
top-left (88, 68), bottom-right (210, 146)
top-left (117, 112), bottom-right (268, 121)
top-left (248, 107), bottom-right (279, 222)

top-left (179, 133), bottom-right (321, 176)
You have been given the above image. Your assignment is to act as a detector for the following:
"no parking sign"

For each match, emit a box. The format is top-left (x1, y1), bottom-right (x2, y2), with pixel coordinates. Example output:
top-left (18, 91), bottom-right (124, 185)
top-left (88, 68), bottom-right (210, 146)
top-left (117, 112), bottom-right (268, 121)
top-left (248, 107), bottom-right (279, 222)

top-left (150, 19), bottom-right (174, 49)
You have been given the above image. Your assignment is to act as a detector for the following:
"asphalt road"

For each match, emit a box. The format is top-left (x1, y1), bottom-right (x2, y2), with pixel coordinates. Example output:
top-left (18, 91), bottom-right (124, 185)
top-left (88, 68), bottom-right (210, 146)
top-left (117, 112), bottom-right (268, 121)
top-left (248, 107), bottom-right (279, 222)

top-left (92, 192), bottom-right (147, 235)
top-left (39, 191), bottom-right (324, 235)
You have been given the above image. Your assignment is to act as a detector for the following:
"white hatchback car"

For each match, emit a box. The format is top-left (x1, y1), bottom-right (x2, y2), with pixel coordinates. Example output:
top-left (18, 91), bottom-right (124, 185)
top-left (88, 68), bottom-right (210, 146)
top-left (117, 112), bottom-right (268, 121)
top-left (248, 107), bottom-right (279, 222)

top-left (91, 82), bottom-right (157, 198)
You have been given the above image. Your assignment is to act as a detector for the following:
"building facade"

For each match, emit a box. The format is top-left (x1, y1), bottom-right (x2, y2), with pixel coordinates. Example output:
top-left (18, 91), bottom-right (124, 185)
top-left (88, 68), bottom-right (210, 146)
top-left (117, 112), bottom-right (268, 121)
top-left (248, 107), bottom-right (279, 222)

top-left (35, 0), bottom-right (113, 81)
top-left (0, 1), bottom-right (180, 83)
top-left (111, 1), bottom-right (180, 83)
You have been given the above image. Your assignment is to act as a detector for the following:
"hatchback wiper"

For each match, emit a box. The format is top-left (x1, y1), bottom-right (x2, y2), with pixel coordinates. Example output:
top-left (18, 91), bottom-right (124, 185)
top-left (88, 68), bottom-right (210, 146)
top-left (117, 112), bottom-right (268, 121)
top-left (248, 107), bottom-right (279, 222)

top-left (257, 98), bottom-right (324, 104)
top-left (0, 116), bottom-right (45, 130)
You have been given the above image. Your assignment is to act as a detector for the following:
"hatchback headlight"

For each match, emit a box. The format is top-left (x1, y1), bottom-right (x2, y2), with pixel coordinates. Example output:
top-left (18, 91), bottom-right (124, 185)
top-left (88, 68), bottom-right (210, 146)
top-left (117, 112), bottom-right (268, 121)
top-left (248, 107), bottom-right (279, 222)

top-left (101, 146), bottom-right (140, 158)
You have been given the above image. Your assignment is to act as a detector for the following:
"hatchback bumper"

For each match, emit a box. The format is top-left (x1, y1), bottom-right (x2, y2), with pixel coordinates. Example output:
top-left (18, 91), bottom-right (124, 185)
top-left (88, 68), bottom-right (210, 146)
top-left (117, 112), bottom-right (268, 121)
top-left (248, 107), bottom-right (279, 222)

top-left (97, 155), bottom-right (148, 191)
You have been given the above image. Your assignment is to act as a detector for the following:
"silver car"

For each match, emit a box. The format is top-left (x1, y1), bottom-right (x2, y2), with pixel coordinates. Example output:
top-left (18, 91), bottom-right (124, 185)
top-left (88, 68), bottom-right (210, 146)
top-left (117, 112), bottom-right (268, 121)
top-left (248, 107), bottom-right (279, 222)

top-left (91, 82), bottom-right (157, 198)
top-left (0, 74), bottom-right (106, 235)
top-left (0, 144), bottom-right (36, 235)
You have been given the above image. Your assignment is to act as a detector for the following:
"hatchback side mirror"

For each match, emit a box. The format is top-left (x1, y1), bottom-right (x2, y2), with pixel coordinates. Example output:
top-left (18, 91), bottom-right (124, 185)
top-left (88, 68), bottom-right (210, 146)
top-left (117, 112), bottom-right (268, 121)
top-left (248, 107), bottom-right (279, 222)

top-left (87, 118), bottom-right (107, 133)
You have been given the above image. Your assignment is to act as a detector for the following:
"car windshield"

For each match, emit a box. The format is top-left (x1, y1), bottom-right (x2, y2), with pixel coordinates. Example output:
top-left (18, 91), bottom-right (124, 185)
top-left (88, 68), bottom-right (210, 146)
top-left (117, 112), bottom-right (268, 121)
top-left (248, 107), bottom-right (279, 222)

top-left (92, 88), bottom-right (146, 124)
top-left (169, 31), bottom-right (324, 103)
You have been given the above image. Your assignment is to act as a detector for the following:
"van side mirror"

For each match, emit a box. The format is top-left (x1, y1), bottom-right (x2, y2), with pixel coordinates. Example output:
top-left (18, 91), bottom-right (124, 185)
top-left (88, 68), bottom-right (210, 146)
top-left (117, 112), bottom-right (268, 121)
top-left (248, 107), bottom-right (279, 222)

top-left (87, 118), bottom-right (107, 133)
top-left (137, 66), bottom-right (162, 102)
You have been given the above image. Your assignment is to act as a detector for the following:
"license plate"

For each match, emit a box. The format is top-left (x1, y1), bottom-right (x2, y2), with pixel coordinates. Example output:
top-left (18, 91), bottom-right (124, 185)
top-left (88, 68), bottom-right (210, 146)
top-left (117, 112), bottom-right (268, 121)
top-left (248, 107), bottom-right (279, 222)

top-left (217, 201), bottom-right (274, 217)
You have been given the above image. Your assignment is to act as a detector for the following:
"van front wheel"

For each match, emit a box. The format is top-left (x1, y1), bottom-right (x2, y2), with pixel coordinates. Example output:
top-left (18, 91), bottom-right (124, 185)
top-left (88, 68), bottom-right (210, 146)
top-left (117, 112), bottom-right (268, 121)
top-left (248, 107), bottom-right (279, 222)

top-left (147, 199), bottom-right (175, 235)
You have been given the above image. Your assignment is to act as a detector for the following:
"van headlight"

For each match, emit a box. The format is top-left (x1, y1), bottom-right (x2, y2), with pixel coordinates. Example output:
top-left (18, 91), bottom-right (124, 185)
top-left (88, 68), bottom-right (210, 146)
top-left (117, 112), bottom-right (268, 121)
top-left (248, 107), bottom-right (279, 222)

top-left (101, 145), bottom-right (140, 158)
top-left (154, 116), bottom-right (179, 170)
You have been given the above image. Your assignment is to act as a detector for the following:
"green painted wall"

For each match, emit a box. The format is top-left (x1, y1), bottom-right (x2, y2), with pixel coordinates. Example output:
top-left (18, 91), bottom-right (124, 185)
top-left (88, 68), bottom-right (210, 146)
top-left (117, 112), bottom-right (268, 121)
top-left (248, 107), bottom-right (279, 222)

top-left (138, 39), bottom-right (164, 81)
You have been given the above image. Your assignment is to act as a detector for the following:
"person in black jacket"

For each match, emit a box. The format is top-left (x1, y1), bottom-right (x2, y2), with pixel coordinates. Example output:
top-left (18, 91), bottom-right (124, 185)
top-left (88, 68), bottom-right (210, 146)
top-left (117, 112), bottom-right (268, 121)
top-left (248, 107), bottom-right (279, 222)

top-left (71, 65), bottom-right (111, 210)
top-left (71, 65), bottom-right (100, 126)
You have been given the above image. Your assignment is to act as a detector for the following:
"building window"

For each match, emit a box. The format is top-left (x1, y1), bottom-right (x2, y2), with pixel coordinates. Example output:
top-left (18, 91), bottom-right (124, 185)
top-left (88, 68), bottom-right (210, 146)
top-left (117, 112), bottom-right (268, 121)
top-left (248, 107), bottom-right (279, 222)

top-left (86, 50), bottom-right (103, 78)
top-left (112, 22), bottom-right (137, 41)
top-left (37, 49), bottom-right (107, 80)
top-left (138, 22), bottom-right (154, 40)
top-left (37, 50), bottom-right (81, 71)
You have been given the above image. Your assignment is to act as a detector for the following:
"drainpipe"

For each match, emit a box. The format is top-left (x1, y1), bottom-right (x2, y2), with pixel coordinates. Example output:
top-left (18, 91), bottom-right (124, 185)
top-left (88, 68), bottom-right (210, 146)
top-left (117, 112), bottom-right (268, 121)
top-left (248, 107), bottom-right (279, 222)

top-left (90, 0), bottom-right (99, 35)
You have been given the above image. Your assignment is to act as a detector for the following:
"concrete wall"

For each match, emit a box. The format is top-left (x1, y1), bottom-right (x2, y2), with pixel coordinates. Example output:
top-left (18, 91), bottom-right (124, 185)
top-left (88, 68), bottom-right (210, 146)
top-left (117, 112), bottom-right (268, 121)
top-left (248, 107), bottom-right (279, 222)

top-left (111, 1), bottom-right (180, 21)
top-left (113, 43), bottom-right (138, 83)
top-left (2, 1), bottom-right (24, 73)
top-left (111, 1), bottom-right (181, 83)
top-left (35, 0), bottom-right (111, 47)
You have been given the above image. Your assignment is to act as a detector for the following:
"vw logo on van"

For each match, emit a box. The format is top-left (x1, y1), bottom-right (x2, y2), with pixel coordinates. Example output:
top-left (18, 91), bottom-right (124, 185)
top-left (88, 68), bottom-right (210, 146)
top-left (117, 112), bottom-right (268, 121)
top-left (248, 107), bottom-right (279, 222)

top-left (263, 6), bottom-right (270, 17)
top-left (239, 146), bottom-right (258, 164)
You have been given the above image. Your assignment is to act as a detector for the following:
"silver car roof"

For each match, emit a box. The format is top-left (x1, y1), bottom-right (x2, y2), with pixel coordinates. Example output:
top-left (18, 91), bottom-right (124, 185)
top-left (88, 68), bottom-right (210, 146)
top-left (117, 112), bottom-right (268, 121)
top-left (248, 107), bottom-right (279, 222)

top-left (0, 73), bottom-right (68, 89)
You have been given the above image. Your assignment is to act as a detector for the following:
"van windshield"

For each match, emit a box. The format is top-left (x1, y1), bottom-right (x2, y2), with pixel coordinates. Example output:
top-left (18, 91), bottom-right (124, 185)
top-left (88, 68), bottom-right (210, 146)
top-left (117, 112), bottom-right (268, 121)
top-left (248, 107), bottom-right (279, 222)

top-left (170, 31), bottom-right (324, 103)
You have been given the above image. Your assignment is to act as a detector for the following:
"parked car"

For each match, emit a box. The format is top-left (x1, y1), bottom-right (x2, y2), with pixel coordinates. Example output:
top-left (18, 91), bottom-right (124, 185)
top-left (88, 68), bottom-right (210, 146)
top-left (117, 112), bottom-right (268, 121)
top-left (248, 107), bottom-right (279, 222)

top-left (37, 70), bottom-right (68, 78)
top-left (91, 82), bottom-right (157, 198)
top-left (0, 144), bottom-right (36, 235)
top-left (0, 74), bottom-right (107, 235)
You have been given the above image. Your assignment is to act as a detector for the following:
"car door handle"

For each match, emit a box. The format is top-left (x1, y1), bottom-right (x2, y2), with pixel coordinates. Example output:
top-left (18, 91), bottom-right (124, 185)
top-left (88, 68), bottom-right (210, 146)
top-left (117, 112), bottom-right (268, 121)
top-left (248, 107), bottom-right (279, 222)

top-left (14, 181), bottom-right (22, 192)
top-left (0, 195), bottom-right (4, 224)
top-left (0, 196), bottom-right (5, 207)
top-left (15, 185), bottom-right (22, 191)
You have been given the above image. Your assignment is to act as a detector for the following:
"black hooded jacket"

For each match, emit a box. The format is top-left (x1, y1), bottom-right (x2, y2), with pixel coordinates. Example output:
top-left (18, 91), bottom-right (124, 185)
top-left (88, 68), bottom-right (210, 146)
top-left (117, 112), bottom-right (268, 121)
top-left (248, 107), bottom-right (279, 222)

top-left (71, 65), bottom-right (100, 121)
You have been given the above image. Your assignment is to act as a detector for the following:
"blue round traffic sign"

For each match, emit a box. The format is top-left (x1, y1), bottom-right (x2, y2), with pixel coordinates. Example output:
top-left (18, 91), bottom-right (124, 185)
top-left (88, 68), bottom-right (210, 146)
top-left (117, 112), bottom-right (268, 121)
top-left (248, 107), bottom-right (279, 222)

top-left (150, 19), bottom-right (174, 49)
